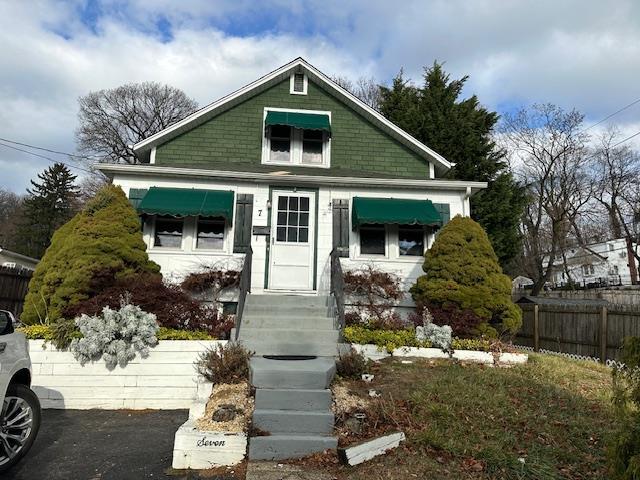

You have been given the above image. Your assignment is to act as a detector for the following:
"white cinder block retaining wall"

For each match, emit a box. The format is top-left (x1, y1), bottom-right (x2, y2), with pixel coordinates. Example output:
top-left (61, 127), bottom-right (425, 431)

top-left (30, 340), bottom-right (226, 410)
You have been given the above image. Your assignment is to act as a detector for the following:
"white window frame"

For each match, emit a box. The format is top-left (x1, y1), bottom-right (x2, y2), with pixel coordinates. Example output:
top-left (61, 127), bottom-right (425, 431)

top-left (150, 215), bottom-right (185, 251)
top-left (145, 215), bottom-right (232, 254)
top-left (261, 107), bottom-right (331, 168)
top-left (355, 224), bottom-right (389, 259)
top-left (193, 217), bottom-right (228, 252)
top-left (289, 72), bottom-right (308, 95)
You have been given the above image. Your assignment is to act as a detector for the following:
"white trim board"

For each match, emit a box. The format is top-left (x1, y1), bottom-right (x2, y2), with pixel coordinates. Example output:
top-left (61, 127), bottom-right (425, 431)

top-left (131, 58), bottom-right (454, 176)
top-left (96, 164), bottom-right (487, 194)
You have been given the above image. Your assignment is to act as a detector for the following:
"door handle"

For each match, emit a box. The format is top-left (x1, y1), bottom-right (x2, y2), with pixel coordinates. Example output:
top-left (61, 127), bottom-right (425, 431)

top-left (0, 343), bottom-right (6, 353)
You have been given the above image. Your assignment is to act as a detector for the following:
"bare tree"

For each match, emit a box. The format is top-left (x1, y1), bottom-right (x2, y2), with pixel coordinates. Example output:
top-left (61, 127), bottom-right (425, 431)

top-left (591, 128), bottom-right (640, 283)
top-left (501, 104), bottom-right (591, 294)
top-left (76, 82), bottom-right (198, 164)
top-left (331, 75), bottom-right (382, 110)
top-left (0, 188), bottom-right (23, 250)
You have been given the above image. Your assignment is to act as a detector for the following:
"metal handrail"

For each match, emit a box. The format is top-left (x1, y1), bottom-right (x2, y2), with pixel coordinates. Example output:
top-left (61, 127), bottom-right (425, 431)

top-left (234, 246), bottom-right (253, 341)
top-left (330, 248), bottom-right (345, 332)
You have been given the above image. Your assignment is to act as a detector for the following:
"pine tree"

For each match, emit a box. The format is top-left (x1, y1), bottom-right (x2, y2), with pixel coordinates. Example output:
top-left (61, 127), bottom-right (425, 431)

top-left (15, 163), bottom-right (80, 258)
top-left (379, 63), bottom-right (526, 269)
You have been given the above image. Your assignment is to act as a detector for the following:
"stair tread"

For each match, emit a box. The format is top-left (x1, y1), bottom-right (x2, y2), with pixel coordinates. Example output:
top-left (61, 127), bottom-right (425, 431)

top-left (254, 409), bottom-right (333, 415)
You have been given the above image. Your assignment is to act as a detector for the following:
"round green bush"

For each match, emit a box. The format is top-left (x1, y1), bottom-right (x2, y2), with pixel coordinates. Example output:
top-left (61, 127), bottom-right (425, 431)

top-left (410, 215), bottom-right (521, 337)
top-left (21, 185), bottom-right (160, 324)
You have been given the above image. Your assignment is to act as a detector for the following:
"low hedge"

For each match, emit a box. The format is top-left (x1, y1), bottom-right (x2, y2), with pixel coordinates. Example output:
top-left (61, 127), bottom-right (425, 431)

top-left (343, 325), bottom-right (492, 353)
top-left (18, 324), bottom-right (216, 343)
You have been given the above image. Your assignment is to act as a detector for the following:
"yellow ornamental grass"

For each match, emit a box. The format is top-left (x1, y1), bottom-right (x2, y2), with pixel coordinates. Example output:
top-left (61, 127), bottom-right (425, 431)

top-left (21, 185), bottom-right (160, 324)
top-left (410, 215), bottom-right (521, 337)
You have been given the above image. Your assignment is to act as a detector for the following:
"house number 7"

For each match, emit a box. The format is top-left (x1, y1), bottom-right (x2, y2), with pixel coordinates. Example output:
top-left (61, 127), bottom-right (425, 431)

top-left (258, 209), bottom-right (263, 216)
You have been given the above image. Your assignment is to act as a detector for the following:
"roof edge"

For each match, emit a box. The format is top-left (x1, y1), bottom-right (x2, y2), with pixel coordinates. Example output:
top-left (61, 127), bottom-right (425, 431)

top-left (95, 163), bottom-right (486, 193)
top-left (132, 57), bottom-right (453, 173)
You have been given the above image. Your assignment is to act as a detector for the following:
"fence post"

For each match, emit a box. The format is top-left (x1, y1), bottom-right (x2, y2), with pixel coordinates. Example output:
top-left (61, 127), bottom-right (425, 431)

top-left (533, 304), bottom-right (540, 352)
top-left (600, 306), bottom-right (608, 364)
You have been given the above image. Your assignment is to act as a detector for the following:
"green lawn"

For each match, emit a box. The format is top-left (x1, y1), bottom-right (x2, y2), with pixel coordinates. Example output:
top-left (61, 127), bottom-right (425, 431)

top-left (337, 354), bottom-right (615, 480)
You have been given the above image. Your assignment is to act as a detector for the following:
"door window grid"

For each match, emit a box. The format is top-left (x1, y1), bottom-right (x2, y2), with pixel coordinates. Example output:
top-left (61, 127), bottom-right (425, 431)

top-left (275, 195), bottom-right (310, 243)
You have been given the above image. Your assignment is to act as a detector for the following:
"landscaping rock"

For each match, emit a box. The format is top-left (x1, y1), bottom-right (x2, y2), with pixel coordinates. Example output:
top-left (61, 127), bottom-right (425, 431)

top-left (212, 404), bottom-right (241, 422)
top-left (338, 431), bottom-right (406, 466)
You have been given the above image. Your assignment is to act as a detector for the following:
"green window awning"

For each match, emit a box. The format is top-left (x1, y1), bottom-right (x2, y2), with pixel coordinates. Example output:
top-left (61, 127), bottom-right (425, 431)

top-left (265, 110), bottom-right (331, 134)
top-left (351, 197), bottom-right (442, 229)
top-left (137, 187), bottom-right (234, 221)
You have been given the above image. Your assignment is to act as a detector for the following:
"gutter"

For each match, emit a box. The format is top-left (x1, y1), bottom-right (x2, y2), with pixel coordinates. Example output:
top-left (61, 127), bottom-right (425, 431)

top-left (95, 164), bottom-right (488, 194)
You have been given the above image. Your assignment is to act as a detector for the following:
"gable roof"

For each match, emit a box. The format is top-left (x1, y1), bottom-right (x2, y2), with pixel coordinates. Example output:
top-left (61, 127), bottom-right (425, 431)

top-left (133, 57), bottom-right (454, 176)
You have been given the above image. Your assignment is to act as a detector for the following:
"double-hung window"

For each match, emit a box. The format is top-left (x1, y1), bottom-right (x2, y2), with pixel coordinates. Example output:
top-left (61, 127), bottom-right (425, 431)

top-left (398, 225), bottom-right (425, 256)
top-left (154, 216), bottom-right (183, 248)
top-left (359, 224), bottom-right (386, 256)
top-left (263, 109), bottom-right (331, 167)
top-left (196, 218), bottom-right (225, 250)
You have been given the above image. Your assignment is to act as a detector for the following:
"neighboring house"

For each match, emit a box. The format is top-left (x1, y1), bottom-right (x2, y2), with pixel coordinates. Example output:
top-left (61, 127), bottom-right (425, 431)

top-left (548, 238), bottom-right (638, 287)
top-left (512, 275), bottom-right (534, 291)
top-left (0, 248), bottom-right (38, 271)
top-left (96, 58), bottom-right (486, 299)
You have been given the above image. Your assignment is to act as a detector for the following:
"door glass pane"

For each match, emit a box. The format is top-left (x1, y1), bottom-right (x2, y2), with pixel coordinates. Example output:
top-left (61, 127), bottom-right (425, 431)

top-left (360, 224), bottom-right (385, 255)
top-left (196, 218), bottom-right (225, 250)
top-left (154, 217), bottom-right (183, 248)
top-left (275, 195), bottom-right (311, 243)
top-left (398, 225), bottom-right (424, 256)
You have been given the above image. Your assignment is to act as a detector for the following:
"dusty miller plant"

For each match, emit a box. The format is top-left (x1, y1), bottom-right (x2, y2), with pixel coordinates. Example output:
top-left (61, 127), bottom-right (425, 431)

top-left (70, 297), bottom-right (159, 369)
top-left (416, 307), bottom-right (452, 351)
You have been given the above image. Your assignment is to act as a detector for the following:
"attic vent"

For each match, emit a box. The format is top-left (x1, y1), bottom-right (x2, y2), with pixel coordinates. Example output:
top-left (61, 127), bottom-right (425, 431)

top-left (290, 72), bottom-right (307, 95)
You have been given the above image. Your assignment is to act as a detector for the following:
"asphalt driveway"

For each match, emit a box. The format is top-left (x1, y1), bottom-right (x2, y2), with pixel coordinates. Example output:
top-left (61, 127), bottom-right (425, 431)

top-left (5, 409), bottom-right (207, 480)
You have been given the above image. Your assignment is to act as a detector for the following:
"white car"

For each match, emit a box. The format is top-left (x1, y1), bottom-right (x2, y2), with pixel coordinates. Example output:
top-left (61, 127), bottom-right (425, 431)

top-left (0, 310), bottom-right (41, 473)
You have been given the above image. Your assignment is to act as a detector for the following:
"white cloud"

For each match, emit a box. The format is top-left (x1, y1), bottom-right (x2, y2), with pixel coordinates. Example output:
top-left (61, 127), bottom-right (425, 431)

top-left (1, 0), bottom-right (640, 192)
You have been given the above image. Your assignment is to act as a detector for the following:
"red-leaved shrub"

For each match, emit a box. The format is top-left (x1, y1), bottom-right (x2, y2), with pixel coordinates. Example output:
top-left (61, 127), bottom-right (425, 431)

top-left (411, 302), bottom-right (484, 339)
top-left (344, 265), bottom-right (404, 327)
top-left (63, 272), bottom-right (234, 338)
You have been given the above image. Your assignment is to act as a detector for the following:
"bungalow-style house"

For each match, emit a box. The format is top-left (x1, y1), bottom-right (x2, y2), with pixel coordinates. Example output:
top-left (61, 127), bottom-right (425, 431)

top-left (96, 58), bottom-right (486, 297)
top-left (96, 57), bottom-right (487, 461)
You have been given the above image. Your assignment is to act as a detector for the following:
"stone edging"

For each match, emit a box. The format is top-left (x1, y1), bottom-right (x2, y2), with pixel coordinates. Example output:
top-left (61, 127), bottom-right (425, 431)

top-left (351, 344), bottom-right (528, 365)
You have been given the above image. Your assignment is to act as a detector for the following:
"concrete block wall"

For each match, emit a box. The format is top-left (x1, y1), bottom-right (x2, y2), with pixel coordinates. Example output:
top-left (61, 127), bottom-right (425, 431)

top-left (29, 340), bottom-right (226, 409)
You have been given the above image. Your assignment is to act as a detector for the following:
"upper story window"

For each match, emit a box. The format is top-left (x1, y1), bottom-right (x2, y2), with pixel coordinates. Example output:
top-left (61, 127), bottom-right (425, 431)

top-left (263, 109), bottom-right (331, 168)
top-left (290, 72), bottom-right (307, 95)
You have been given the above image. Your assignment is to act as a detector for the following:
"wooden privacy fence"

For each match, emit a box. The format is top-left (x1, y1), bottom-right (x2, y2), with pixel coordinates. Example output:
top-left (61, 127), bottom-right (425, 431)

top-left (516, 303), bottom-right (640, 362)
top-left (0, 266), bottom-right (33, 317)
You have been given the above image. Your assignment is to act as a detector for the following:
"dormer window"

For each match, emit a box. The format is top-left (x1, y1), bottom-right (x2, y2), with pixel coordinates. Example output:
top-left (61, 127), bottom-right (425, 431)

top-left (290, 72), bottom-right (307, 95)
top-left (262, 108), bottom-right (331, 168)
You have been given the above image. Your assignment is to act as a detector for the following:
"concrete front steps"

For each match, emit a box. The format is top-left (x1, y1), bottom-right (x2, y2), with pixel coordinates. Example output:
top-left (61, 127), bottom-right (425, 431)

top-left (233, 294), bottom-right (339, 357)
top-left (248, 356), bottom-right (338, 461)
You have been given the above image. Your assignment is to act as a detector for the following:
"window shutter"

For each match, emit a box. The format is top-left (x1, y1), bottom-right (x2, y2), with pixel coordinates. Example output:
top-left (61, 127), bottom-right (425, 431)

top-left (432, 203), bottom-right (450, 225)
top-left (332, 199), bottom-right (349, 257)
top-left (128, 188), bottom-right (148, 209)
top-left (233, 194), bottom-right (254, 253)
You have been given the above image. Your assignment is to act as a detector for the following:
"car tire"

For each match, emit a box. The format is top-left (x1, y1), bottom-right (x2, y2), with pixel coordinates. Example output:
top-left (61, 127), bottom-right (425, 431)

top-left (0, 384), bottom-right (41, 473)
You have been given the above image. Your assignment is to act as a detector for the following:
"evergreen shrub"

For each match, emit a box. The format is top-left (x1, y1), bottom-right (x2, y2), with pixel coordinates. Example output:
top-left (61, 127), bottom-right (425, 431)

top-left (21, 185), bottom-right (159, 324)
top-left (410, 216), bottom-right (521, 337)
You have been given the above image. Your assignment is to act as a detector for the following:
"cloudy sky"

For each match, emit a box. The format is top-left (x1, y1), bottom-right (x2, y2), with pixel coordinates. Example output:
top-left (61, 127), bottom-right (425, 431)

top-left (1, 0), bottom-right (640, 193)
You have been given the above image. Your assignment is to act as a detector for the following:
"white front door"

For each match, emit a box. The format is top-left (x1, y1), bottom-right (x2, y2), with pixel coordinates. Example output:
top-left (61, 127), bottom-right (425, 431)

top-left (268, 191), bottom-right (315, 290)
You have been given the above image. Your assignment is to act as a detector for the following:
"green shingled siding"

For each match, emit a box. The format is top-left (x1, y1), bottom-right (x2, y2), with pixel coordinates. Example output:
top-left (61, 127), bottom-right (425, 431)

top-left (155, 79), bottom-right (430, 178)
